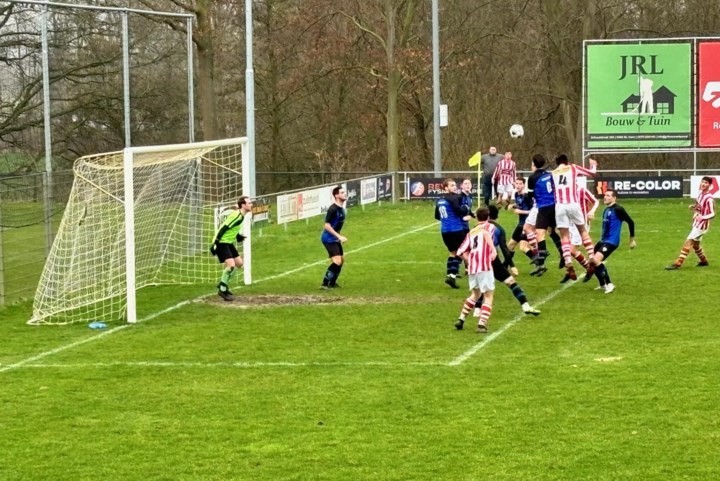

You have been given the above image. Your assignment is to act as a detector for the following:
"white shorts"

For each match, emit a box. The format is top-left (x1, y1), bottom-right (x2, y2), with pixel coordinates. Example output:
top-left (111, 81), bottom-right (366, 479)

top-left (687, 226), bottom-right (707, 241)
top-left (555, 203), bottom-right (586, 229)
top-left (496, 184), bottom-right (514, 197)
top-left (468, 271), bottom-right (495, 293)
top-left (525, 207), bottom-right (538, 227)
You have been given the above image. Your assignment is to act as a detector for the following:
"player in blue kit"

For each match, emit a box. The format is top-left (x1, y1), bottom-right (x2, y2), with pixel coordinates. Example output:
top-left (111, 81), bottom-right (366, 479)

top-left (320, 186), bottom-right (348, 289)
top-left (435, 178), bottom-right (471, 288)
top-left (526, 154), bottom-right (563, 276)
top-left (588, 189), bottom-right (636, 293)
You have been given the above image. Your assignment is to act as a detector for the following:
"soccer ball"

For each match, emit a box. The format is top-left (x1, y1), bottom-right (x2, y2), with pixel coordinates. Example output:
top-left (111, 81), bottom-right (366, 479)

top-left (509, 124), bottom-right (524, 138)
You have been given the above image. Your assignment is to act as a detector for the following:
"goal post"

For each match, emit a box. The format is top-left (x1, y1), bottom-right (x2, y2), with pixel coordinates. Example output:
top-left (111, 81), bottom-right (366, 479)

top-left (29, 137), bottom-right (251, 326)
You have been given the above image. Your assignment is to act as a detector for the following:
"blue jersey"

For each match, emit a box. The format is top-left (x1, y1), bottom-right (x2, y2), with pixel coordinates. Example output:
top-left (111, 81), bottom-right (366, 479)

top-left (528, 169), bottom-right (555, 208)
top-left (513, 191), bottom-right (533, 226)
top-left (460, 193), bottom-right (473, 230)
top-left (601, 203), bottom-right (635, 246)
top-left (321, 203), bottom-right (346, 243)
top-left (435, 194), bottom-right (466, 233)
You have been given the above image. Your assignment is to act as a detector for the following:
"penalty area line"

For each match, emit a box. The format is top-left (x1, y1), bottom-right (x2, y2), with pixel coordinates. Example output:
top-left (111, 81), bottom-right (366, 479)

top-left (0, 222), bottom-right (436, 374)
top-left (447, 281), bottom-right (575, 367)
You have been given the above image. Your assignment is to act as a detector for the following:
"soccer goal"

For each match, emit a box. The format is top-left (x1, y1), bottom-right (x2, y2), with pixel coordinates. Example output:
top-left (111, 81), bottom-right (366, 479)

top-left (28, 137), bottom-right (251, 326)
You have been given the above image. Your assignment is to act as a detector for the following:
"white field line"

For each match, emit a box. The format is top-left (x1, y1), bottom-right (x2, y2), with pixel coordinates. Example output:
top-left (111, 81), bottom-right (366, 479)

top-left (19, 360), bottom-right (446, 369)
top-left (448, 281), bottom-right (575, 366)
top-left (0, 223), bottom-right (436, 374)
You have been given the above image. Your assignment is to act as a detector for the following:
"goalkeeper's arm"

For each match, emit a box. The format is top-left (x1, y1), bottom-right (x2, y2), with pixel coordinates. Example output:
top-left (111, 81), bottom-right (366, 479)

top-left (210, 225), bottom-right (230, 254)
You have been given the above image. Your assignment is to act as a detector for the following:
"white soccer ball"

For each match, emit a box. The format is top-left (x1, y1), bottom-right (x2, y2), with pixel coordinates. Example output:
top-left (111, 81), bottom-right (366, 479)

top-left (509, 124), bottom-right (524, 138)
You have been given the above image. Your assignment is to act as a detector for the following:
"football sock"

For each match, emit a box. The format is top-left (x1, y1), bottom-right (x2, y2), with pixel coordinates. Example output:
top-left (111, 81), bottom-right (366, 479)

top-left (508, 282), bottom-right (528, 305)
top-left (537, 240), bottom-right (547, 265)
top-left (602, 266), bottom-right (612, 284)
top-left (323, 262), bottom-right (341, 285)
top-left (694, 245), bottom-right (707, 263)
top-left (220, 267), bottom-right (234, 289)
top-left (459, 297), bottom-right (475, 320)
top-left (448, 256), bottom-right (462, 276)
top-left (550, 230), bottom-right (562, 254)
top-left (332, 263), bottom-right (343, 285)
top-left (594, 263), bottom-right (608, 287)
top-left (572, 251), bottom-right (589, 269)
top-left (582, 237), bottom-right (595, 257)
top-left (473, 295), bottom-right (485, 308)
top-left (675, 247), bottom-right (690, 266)
top-left (479, 303), bottom-right (493, 325)
top-left (524, 249), bottom-right (535, 260)
top-left (561, 239), bottom-right (572, 266)
top-left (526, 231), bottom-right (538, 255)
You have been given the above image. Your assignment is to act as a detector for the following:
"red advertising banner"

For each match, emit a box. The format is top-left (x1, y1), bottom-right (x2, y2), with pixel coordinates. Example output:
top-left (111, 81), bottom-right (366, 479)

top-left (698, 42), bottom-right (720, 147)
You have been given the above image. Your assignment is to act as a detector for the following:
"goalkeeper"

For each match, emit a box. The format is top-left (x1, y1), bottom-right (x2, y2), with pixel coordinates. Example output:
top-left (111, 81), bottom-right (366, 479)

top-left (210, 196), bottom-right (253, 301)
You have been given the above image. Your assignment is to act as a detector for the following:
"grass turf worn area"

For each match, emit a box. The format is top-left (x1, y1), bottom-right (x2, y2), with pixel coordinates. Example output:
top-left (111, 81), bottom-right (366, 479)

top-left (1, 199), bottom-right (719, 480)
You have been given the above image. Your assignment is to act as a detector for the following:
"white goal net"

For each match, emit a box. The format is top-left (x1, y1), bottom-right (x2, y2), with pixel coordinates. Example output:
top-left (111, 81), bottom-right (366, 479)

top-left (29, 137), bottom-right (249, 325)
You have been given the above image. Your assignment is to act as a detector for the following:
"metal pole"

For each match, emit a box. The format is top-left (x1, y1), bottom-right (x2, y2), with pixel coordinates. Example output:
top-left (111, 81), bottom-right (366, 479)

top-left (122, 12), bottom-right (131, 147)
top-left (41, 2), bottom-right (53, 255)
top-left (244, 0), bottom-right (256, 284)
top-left (245, 0), bottom-right (256, 198)
top-left (0, 205), bottom-right (4, 306)
top-left (187, 17), bottom-right (195, 143)
top-left (432, 0), bottom-right (441, 175)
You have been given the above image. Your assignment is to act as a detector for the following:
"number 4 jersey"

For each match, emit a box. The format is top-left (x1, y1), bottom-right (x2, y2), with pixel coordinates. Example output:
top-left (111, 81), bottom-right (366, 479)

top-left (551, 163), bottom-right (596, 205)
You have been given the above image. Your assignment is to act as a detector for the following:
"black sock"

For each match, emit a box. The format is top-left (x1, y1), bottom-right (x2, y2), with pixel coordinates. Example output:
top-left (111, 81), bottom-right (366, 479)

top-left (524, 250), bottom-right (535, 260)
top-left (538, 240), bottom-right (547, 265)
top-left (448, 256), bottom-right (461, 276)
top-left (332, 263), bottom-right (343, 285)
top-left (474, 295), bottom-right (485, 308)
top-left (595, 263), bottom-right (607, 286)
top-left (509, 282), bottom-right (528, 305)
top-left (549, 231), bottom-right (562, 253)
top-left (323, 262), bottom-right (341, 286)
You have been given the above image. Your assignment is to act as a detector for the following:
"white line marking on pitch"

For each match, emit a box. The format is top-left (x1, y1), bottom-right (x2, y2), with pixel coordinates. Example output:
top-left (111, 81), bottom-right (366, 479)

top-left (448, 282), bottom-right (575, 366)
top-left (0, 223), bottom-right (436, 374)
top-left (17, 360), bottom-right (446, 369)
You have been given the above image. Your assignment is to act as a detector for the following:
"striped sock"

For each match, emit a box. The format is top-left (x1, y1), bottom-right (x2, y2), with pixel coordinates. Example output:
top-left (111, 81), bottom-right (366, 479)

top-left (582, 237), bottom-right (595, 257)
top-left (478, 303), bottom-right (492, 326)
top-left (694, 246), bottom-right (707, 263)
top-left (459, 297), bottom-right (475, 320)
top-left (572, 251), bottom-right (589, 269)
top-left (675, 247), bottom-right (690, 266)
top-left (561, 240), bottom-right (572, 266)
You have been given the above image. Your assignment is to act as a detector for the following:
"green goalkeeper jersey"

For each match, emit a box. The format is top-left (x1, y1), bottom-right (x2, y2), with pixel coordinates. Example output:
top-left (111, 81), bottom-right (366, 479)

top-left (213, 210), bottom-right (246, 244)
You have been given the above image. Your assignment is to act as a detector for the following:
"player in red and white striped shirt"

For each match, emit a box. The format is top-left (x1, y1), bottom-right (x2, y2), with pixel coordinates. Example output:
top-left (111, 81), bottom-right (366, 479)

top-left (561, 186), bottom-right (600, 283)
top-left (551, 154), bottom-right (598, 280)
top-left (455, 207), bottom-right (497, 333)
top-left (666, 176), bottom-right (716, 269)
top-left (492, 152), bottom-right (517, 205)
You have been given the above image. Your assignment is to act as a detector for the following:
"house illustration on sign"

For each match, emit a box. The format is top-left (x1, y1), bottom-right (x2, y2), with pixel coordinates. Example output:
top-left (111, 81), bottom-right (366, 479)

top-left (621, 85), bottom-right (676, 114)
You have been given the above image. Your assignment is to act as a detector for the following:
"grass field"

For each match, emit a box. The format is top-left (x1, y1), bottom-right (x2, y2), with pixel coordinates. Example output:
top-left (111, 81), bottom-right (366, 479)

top-left (1, 199), bottom-right (719, 481)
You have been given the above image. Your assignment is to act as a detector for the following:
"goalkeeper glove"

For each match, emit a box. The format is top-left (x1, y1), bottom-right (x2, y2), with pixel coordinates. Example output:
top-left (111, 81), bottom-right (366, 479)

top-left (209, 242), bottom-right (218, 255)
top-left (236, 234), bottom-right (246, 243)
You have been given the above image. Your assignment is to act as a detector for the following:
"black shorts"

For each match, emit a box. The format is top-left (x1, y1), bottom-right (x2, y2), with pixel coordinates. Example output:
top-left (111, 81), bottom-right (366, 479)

top-left (442, 231), bottom-right (467, 252)
top-left (492, 257), bottom-right (511, 283)
top-left (323, 241), bottom-right (344, 258)
top-left (535, 206), bottom-right (556, 230)
top-left (216, 243), bottom-right (239, 263)
top-left (594, 242), bottom-right (617, 260)
top-left (511, 224), bottom-right (526, 243)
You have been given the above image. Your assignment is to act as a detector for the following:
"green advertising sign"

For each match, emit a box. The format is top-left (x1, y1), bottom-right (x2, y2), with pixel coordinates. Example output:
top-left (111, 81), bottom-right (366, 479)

top-left (585, 42), bottom-right (692, 148)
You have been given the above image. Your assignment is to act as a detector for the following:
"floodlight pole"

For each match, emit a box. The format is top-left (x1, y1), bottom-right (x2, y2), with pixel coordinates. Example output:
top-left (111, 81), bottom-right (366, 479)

top-left (432, 0), bottom-right (441, 175)
top-left (243, 0), bottom-right (256, 285)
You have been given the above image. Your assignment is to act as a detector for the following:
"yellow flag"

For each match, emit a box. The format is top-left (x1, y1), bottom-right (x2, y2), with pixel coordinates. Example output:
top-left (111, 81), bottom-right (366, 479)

top-left (467, 151), bottom-right (481, 167)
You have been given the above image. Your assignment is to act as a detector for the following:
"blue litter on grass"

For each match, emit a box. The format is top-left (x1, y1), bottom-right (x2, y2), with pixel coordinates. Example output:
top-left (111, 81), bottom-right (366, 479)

top-left (88, 321), bottom-right (107, 329)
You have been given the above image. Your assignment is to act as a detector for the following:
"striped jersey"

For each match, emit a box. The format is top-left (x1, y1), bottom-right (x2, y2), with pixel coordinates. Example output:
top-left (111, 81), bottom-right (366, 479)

top-left (578, 187), bottom-right (599, 221)
top-left (693, 191), bottom-right (715, 230)
top-left (493, 158), bottom-right (517, 186)
top-left (457, 222), bottom-right (496, 273)
top-left (551, 163), bottom-right (596, 205)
